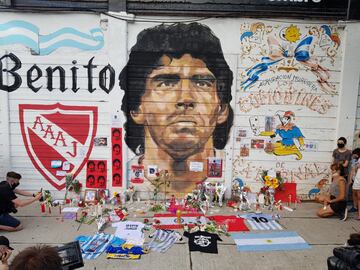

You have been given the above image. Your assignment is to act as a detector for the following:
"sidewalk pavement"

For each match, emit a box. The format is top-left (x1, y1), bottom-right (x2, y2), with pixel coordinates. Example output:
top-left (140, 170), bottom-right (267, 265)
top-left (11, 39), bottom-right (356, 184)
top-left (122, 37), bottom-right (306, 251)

top-left (1, 202), bottom-right (359, 270)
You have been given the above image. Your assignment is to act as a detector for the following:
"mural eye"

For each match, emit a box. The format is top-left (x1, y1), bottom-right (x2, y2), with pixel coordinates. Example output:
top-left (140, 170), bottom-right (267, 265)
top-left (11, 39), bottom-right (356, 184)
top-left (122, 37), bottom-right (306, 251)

top-left (194, 79), bottom-right (213, 89)
top-left (157, 79), bottom-right (178, 88)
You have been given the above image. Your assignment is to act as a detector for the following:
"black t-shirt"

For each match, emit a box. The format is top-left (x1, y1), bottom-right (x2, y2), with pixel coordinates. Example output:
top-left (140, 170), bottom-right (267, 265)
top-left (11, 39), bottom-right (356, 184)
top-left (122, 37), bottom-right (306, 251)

top-left (184, 231), bottom-right (222, 254)
top-left (0, 181), bottom-right (17, 214)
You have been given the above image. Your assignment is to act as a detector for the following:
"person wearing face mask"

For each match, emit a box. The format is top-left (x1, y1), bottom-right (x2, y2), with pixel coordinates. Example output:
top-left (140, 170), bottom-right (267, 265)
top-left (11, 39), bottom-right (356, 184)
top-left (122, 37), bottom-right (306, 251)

top-left (332, 137), bottom-right (352, 179)
top-left (316, 164), bottom-right (348, 221)
top-left (348, 148), bottom-right (360, 213)
top-left (0, 171), bottom-right (42, 232)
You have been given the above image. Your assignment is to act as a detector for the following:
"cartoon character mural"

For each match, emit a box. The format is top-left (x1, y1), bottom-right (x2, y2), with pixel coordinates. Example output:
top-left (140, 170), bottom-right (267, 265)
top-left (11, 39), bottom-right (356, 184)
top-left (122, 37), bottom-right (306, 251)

top-left (120, 22), bottom-right (233, 196)
top-left (269, 111), bottom-right (305, 160)
top-left (249, 111), bottom-right (305, 160)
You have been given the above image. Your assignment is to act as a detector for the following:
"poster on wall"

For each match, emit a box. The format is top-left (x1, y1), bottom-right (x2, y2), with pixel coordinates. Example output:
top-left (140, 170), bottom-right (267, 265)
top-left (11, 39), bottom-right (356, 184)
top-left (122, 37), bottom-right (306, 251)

top-left (131, 165), bottom-right (144, 184)
top-left (86, 160), bottom-right (107, 189)
top-left (207, 157), bottom-right (223, 178)
top-left (111, 128), bottom-right (123, 187)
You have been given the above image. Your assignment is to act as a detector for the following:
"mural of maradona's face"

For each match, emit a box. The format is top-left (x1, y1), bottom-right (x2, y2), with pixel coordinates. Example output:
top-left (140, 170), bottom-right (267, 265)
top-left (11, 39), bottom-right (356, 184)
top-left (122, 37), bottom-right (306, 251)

top-left (132, 54), bottom-right (228, 161)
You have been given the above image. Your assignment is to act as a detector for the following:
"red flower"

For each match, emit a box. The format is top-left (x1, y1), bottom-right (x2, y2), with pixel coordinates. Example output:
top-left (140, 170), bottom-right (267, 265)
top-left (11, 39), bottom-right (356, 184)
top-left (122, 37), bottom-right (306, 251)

top-left (144, 218), bottom-right (149, 223)
top-left (156, 172), bottom-right (160, 177)
top-left (154, 219), bottom-right (161, 224)
top-left (69, 186), bottom-right (73, 191)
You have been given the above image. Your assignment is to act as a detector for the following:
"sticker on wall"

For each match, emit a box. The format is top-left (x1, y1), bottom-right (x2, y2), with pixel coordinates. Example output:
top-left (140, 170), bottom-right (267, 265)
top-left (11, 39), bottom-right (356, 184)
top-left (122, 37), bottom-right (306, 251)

top-left (131, 165), bottom-right (144, 184)
top-left (62, 161), bottom-right (71, 171)
top-left (51, 160), bottom-right (62, 169)
top-left (251, 139), bottom-right (265, 149)
top-left (94, 137), bottom-right (107, 146)
top-left (236, 128), bottom-right (248, 142)
top-left (265, 116), bottom-right (275, 132)
top-left (19, 103), bottom-right (98, 190)
top-left (0, 20), bottom-right (104, 55)
top-left (148, 165), bottom-right (158, 176)
top-left (190, 162), bottom-right (204, 172)
top-left (304, 142), bottom-right (318, 152)
top-left (207, 157), bottom-right (222, 178)
top-left (111, 128), bottom-right (122, 187)
top-left (240, 144), bottom-right (250, 157)
top-left (86, 160), bottom-right (107, 189)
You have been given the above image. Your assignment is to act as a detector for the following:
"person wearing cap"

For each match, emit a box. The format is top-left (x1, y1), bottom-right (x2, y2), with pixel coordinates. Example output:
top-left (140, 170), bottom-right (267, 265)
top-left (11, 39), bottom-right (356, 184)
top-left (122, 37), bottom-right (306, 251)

top-left (0, 236), bottom-right (13, 270)
top-left (270, 111), bottom-right (305, 160)
top-left (0, 172), bottom-right (42, 232)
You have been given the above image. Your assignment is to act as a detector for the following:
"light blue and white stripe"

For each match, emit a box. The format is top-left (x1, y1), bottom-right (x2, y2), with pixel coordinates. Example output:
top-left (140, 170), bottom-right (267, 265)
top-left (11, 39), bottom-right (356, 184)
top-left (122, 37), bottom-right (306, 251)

top-left (232, 231), bottom-right (310, 252)
top-left (0, 20), bottom-right (104, 55)
top-left (246, 220), bottom-right (283, 231)
top-left (146, 229), bottom-right (182, 253)
top-left (80, 233), bottom-right (115, 260)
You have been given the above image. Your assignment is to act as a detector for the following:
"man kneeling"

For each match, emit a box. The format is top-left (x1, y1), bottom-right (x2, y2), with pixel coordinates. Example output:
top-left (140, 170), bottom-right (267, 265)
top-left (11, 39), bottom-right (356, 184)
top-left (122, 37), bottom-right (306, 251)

top-left (0, 172), bottom-right (42, 232)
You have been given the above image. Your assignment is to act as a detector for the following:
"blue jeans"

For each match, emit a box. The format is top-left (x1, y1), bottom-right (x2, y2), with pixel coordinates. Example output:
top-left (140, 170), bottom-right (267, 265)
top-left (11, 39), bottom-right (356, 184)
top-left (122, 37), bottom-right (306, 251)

top-left (0, 213), bottom-right (21, 228)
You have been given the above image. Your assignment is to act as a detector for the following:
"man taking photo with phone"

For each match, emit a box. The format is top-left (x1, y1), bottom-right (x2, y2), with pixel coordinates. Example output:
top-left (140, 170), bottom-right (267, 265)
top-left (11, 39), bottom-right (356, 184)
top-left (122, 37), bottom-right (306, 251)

top-left (0, 172), bottom-right (42, 232)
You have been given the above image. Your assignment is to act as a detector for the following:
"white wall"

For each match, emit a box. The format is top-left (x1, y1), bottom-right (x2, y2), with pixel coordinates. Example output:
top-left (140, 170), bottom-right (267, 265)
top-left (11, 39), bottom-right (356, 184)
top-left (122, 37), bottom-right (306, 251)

top-left (0, 12), bottom-right (359, 199)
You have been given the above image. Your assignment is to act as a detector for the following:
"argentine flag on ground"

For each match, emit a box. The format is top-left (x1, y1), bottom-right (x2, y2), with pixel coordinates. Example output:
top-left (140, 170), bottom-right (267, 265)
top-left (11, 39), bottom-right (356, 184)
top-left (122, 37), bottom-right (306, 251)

top-left (232, 231), bottom-right (310, 252)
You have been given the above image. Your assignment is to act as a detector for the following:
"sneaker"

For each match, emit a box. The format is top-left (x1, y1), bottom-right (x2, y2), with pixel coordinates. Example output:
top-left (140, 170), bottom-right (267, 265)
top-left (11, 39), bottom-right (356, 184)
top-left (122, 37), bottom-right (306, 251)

top-left (340, 208), bottom-right (348, 221)
top-left (348, 207), bottom-right (358, 213)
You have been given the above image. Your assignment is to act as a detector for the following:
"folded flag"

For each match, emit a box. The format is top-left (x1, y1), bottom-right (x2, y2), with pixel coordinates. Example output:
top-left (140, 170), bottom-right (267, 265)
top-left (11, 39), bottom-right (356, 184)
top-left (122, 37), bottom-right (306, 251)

top-left (207, 215), bottom-right (249, 232)
top-left (153, 213), bottom-right (207, 229)
top-left (146, 229), bottom-right (182, 253)
top-left (232, 231), bottom-right (310, 252)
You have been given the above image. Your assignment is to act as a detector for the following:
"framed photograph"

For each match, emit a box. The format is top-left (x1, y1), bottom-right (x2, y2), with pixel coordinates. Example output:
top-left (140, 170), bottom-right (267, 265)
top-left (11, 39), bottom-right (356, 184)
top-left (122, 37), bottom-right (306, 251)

top-left (97, 189), bottom-right (110, 200)
top-left (84, 189), bottom-right (97, 203)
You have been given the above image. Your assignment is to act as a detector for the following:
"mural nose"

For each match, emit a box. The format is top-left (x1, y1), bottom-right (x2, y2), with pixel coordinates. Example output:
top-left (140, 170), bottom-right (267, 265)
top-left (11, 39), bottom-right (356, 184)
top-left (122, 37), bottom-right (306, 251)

top-left (176, 102), bottom-right (195, 110)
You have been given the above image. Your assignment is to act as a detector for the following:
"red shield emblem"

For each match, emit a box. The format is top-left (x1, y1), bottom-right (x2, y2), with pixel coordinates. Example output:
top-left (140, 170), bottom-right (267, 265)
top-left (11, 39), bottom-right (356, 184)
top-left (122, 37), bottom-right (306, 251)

top-left (19, 103), bottom-right (98, 190)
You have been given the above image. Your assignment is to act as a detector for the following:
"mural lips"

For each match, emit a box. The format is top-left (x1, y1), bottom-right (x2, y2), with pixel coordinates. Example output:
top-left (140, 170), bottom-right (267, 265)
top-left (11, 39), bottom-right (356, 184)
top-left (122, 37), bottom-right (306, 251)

top-left (19, 103), bottom-right (98, 190)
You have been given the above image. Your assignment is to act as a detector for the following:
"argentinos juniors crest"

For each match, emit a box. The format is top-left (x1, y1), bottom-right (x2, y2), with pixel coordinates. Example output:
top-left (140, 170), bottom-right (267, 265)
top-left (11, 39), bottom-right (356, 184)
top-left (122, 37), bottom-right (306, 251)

top-left (19, 103), bottom-right (98, 190)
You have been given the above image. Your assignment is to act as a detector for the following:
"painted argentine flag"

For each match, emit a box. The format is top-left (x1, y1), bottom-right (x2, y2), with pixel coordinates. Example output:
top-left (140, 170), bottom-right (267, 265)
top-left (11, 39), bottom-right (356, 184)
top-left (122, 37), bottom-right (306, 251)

top-left (232, 231), bottom-right (310, 252)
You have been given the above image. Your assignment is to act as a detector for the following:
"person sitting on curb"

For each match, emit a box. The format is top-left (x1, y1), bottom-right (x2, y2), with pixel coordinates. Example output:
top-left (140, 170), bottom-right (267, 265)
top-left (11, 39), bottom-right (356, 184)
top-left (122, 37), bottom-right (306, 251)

top-left (0, 172), bottom-right (42, 232)
top-left (316, 164), bottom-right (348, 221)
top-left (0, 236), bottom-right (13, 270)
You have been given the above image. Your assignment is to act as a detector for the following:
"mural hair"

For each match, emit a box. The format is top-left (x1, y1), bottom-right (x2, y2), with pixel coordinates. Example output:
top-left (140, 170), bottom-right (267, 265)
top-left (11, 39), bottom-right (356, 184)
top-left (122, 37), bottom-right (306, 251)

top-left (119, 22), bottom-right (234, 154)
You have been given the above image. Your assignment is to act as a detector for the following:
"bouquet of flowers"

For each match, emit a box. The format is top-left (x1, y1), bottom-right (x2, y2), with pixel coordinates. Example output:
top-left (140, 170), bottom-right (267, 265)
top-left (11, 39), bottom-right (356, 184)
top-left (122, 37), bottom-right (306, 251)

top-left (259, 169), bottom-right (284, 194)
top-left (43, 190), bottom-right (53, 207)
top-left (65, 172), bottom-right (82, 200)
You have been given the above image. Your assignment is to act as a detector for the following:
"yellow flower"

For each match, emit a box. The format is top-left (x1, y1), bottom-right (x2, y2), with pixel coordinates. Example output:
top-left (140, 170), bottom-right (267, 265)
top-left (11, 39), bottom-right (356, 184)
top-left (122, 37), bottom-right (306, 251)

top-left (265, 180), bottom-right (272, 187)
top-left (272, 183), bottom-right (279, 189)
top-left (264, 175), bottom-right (271, 181)
top-left (272, 178), bottom-right (279, 185)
